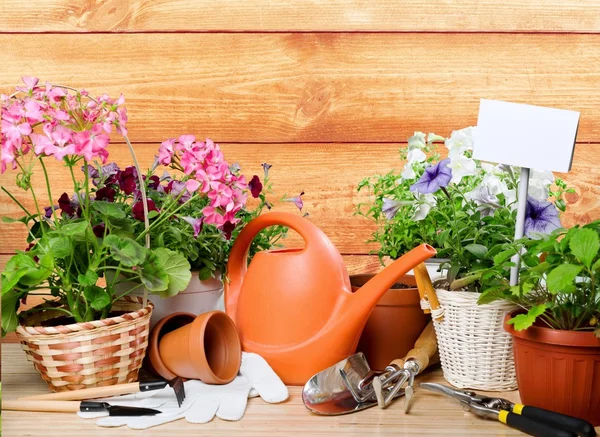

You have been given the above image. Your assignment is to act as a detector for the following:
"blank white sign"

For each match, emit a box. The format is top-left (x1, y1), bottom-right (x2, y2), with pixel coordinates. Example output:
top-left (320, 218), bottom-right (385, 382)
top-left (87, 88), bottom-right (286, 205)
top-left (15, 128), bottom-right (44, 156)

top-left (474, 99), bottom-right (579, 172)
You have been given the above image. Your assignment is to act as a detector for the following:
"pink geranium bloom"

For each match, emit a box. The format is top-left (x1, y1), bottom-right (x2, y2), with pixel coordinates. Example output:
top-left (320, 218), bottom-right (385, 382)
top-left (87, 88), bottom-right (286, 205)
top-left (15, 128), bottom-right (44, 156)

top-left (30, 133), bottom-right (54, 156)
top-left (202, 205), bottom-right (226, 226)
top-left (177, 135), bottom-right (196, 152)
top-left (16, 76), bottom-right (40, 93)
top-left (185, 179), bottom-right (201, 193)
top-left (195, 169), bottom-right (211, 193)
top-left (1, 142), bottom-right (17, 173)
top-left (23, 100), bottom-right (44, 124)
top-left (1, 118), bottom-right (31, 142)
top-left (45, 83), bottom-right (66, 103)
top-left (208, 182), bottom-right (233, 208)
top-left (158, 138), bottom-right (175, 165)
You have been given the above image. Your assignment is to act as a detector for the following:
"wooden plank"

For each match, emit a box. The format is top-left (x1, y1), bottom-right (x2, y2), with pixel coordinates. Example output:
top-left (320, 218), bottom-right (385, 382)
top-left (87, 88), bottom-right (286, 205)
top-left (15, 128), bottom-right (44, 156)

top-left (1, 142), bottom-right (598, 255)
top-left (2, 0), bottom-right (600, 32)
top-left (0, 343), bottom-right (542, 437)
top-left (2, 34), bottom-right (600, 143)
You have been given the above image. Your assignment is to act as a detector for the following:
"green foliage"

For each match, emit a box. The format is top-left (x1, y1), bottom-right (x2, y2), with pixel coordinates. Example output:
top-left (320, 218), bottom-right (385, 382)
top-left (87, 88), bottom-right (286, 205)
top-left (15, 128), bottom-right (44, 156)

top-left (103, 235), bottom-right (147, 267)
top-left (151, 248), bottom-right (193, 298)
top-left (481, 222), bottom-right (600, 332)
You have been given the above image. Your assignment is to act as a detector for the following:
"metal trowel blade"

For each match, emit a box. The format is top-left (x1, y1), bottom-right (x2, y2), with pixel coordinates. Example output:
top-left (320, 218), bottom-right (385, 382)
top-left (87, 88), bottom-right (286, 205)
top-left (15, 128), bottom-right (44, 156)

top-left (302, 353), bottom-right (405, 416)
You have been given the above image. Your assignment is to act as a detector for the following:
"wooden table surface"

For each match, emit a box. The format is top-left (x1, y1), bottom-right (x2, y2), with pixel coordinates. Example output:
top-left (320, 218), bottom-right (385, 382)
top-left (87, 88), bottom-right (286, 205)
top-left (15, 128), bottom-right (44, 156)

top-left (3, 344), bottom-right (599, 436)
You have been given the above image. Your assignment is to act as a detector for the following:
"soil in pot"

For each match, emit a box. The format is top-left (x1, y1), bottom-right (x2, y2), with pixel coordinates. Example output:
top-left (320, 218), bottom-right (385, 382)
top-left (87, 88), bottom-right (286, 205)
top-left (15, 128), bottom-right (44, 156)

top-left (352, 274), bottom-right (429, 370)
top-left (505, 313), bottom-right (600, 426)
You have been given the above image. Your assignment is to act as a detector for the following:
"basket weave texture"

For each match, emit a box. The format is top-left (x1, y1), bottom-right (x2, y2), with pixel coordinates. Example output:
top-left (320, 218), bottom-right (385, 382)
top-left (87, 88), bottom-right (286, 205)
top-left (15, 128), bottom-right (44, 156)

top-left (15, 296), bottom-right (153, 392)
top-left (433, 289), bottom-right (518, 391)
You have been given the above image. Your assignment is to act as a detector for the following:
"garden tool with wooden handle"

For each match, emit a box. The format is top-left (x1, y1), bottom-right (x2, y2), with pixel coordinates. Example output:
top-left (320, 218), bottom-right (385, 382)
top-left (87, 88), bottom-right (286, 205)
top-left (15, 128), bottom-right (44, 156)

top-left (373, 320), bottom-right (438, 412)
top-left (414, 263), bottom-right (444, 321)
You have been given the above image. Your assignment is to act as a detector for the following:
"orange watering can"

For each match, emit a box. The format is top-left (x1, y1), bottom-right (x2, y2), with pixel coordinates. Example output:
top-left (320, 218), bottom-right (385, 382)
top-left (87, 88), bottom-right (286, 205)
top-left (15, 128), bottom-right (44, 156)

top-left (225, 212), bottom-right (436, 385)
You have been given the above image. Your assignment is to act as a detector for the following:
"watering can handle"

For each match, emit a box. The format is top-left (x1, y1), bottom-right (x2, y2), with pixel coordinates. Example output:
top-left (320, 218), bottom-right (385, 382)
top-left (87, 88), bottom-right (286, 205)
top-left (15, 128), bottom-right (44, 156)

top-left (225, 212), bottom-right (343, 320)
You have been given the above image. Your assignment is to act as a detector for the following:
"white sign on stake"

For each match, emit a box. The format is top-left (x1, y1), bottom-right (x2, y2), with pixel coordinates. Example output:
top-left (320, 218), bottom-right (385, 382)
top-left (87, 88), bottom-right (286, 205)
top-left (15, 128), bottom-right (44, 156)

top-left (474, 99), bottom-right (580, 285)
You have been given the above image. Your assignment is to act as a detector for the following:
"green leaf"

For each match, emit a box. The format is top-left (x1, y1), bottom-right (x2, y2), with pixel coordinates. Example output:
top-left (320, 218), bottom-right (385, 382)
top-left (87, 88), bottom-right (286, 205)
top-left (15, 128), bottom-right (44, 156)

top-left (1, 291), bottom-right (22, 335)
top-left (507, 304), bottom-right (547, 331)
top-left (477, 287), bottom-right (508, 305)
top-left (83, 285), bottom-right (110, 311)
top-left (47, 236), bottom-right (72, 258)
top-left (593, 258), bottom-right (600, 272)
top-left (78, 270), bottom-right (98, 287)
top-left (103, 235), bottom-right (147, 267)
top-left (494, 249), bottom-right (516, 266)
top-left (92, 201), bottom-right (126, 219)
top-left (197, 266), bottom-right (212, 281)
top-left (510, 281), bottom-right (534, 297)
top-left (61, 221), bottom-right (90, 237)
top-left (27, 220), bottom-right (50, 243)
top-left (547, 264), bottom-right (583, 294)
top-left (19, 253), bottom-right (54, 286)
top-left (464, 244), bottom-right (488, 259)
top-left (152, 248), bottom-right (192, 298)
top-left (139, 261), bottom-right (169, 292)
top-left (569, 228), bottom-right (599, 268)
top-left (2, 216), bottom-right (27, 224)
top-left (1, 254), bottom-right (36, 293)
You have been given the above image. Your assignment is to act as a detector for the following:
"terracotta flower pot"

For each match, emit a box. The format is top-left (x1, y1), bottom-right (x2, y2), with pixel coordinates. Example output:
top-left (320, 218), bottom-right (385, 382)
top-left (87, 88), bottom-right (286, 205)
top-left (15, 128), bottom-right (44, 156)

top-left (352, 274), bottom-right (429, 370)
top-left (505, 312), bottom-right (600, 426)
top-left (147, 311), bottom-right (241, 384)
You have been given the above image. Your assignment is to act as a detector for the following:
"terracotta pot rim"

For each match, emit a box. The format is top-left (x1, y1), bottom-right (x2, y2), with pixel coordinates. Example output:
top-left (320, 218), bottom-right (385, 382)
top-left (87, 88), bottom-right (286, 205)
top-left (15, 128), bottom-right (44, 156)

top-left (187, 311), bottom-right (241, 384)
top-left (148, 312), bottom-right (196, 380)
top-left (504, 311), bottom-right (600, 347)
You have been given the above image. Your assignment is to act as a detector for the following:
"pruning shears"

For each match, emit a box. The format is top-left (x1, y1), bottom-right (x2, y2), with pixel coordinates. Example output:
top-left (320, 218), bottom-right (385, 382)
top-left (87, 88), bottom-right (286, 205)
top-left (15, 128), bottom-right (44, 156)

top-left (420, 383), bottom-right (596, 437)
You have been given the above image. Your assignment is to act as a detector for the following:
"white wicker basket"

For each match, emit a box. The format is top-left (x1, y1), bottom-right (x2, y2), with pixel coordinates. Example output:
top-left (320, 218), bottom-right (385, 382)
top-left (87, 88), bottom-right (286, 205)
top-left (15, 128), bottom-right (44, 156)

top-left (433, 289), bottom-right (518, 391)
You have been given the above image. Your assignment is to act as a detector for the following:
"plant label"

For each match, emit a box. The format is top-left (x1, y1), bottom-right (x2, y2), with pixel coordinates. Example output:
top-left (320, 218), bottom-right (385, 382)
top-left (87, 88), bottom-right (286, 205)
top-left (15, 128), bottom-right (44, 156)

top-left (474, 99), bottom-right (580, 172)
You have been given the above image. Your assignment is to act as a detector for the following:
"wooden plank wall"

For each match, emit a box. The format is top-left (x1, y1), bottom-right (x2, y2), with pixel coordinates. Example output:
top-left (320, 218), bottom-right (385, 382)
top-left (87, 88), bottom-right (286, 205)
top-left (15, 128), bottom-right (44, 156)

top-left (1, 0), bottom-right (600, 318)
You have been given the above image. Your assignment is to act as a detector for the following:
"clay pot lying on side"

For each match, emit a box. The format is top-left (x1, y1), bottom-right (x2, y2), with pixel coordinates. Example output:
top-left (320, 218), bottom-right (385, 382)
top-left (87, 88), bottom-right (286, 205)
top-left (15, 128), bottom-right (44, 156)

top-left (505, 312), bottom-right (600, 426)
top-left (146, 311), bottom-right (242, 384)
top-left (352, 274), bottom-right (429, 371)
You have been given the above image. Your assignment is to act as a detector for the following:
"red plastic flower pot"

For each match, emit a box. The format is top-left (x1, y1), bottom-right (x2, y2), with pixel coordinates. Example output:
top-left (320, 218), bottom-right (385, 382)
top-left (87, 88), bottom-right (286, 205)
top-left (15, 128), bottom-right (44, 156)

top-left (504, 312), bottom-right (600, 426)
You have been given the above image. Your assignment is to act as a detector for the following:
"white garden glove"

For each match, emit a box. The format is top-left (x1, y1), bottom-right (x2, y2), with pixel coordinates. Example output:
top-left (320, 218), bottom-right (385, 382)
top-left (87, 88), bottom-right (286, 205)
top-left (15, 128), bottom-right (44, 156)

top-left (78, 352), bottom-right (288, 429)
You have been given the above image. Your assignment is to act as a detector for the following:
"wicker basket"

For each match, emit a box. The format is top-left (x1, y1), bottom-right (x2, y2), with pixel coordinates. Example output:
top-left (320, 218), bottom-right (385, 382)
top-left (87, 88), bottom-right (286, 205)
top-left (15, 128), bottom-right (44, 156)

top-left (433, 289), bottom-right (518, 391)
top-left (16, 296), bottom-right (153, 392)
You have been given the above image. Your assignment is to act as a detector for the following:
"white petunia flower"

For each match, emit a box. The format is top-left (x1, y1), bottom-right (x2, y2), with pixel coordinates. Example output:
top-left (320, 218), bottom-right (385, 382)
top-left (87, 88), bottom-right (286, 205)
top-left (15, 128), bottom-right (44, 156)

top-left (408, 132), bottom-right (426, 150)
top-left (528, 169), bottom-right (555, 201)
top-left (412, 193), bottom-right (437, 221)
top-left (445, 126), bottom-right (476, 158)
top-left (482, 173), bottom-right (508, 196)
top-left (401, 163), bottom-right (416, 180)
top-left (464, 185), bottom-right (500, 217)
top-left (448, 155), bottom-right (477, 184)
top-left (400, 149), bottom-right (426, 180)
top-left (504, 189), bottom-right (517, 209)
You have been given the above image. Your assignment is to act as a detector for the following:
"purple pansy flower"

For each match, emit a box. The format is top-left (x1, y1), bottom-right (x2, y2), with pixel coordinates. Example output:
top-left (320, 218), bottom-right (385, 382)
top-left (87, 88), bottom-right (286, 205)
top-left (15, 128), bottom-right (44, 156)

top-left (182, 216), bottom-right (204, 238)
top-left (524, 196), bottom-right (561, 238)
top-left (262, 162), bottom-right (272, 179)
top-left (382, 198), bottom-right (402, 220)
top-left (286, 191), bottom-right (305, 211)
top-left (248, 175), bottom-right (262, 198)
top-left (410, 159), bottom-right (452, 194)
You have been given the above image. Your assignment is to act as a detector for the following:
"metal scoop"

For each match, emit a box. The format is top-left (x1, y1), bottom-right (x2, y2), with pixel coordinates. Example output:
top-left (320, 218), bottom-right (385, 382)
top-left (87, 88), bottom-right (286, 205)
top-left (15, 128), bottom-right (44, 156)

top-left (302, 352), bottom-right (405, 415)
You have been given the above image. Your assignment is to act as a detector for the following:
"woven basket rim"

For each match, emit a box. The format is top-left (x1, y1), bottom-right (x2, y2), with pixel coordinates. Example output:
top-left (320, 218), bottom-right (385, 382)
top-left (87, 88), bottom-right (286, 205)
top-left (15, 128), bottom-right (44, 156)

top-left (16, 295), bottom-right (153, 337)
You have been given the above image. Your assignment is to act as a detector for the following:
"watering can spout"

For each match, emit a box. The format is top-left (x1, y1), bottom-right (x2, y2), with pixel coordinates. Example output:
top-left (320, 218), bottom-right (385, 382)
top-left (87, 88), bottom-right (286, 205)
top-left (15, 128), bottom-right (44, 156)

top-left (347, 244), bottom-right (437, 323)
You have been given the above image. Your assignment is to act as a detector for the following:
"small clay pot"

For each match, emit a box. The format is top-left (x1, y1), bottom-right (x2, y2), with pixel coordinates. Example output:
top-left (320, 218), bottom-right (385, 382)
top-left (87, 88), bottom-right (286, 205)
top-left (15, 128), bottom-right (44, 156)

top-left (505, 312), bottom-right (600, 426)
top-left (146, 312), bottom-right (197, 381)
top-left (353, 274), bottom-right (430, 370)
top-left (158, 310), bottom-right (242, 384)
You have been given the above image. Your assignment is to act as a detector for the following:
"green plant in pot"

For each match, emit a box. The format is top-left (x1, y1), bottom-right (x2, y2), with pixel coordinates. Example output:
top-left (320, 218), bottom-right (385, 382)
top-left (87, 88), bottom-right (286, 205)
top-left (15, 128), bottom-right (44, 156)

top-left (358, 127), bottom-right (571, 390)
top-left (0, 77), bottom-right (191, 391)
top-left (481, 222), bottom-right (600, 425)
top-left (100, 135), bottom-right (298, 325)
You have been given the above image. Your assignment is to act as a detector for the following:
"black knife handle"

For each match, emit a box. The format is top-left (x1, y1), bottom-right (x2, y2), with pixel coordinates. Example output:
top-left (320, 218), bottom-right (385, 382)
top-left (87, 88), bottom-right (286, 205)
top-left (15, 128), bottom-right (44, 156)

top-left (139, 380), bottom-right (168, 392)
top-left (502, 410), bottom-right (577, 437)
top-left (80, 401), bottom-right (110, 413)
top-left (518, 405), bottom-right (596, 437)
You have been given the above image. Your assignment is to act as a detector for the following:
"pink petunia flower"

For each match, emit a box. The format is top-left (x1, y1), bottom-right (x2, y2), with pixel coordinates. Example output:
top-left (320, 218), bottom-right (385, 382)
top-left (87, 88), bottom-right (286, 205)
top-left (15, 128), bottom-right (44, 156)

top-left (286, 191), bottom-right (305, 211)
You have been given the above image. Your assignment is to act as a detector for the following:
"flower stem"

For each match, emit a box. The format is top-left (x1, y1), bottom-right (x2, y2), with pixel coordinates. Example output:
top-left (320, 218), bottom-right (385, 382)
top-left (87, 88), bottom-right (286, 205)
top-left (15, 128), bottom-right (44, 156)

top-left (38, 157), bottom-right (60, 226)
top-left (1, 186), bottom-right (32, 216)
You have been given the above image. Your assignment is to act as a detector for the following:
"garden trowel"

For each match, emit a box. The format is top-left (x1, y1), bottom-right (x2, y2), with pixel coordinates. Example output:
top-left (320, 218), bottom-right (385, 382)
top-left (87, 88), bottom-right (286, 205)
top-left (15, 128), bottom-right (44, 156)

top-left (301, 352), bottom-right (405, 415)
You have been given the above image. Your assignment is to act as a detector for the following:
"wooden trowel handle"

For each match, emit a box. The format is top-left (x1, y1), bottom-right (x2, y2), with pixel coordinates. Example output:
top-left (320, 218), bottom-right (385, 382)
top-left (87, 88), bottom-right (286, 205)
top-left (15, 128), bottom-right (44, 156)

top-left (20, 382), bottom-right (141, 401)
top-left (3, 400), bottom-right (81, 413)
top-left (390, 321), bottom-right (438, 371)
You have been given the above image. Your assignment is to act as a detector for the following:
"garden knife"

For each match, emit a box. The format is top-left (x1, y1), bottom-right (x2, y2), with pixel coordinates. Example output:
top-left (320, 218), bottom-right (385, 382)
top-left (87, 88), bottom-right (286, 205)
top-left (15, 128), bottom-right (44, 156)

top-left (3, 400), bottom-right (161, 416)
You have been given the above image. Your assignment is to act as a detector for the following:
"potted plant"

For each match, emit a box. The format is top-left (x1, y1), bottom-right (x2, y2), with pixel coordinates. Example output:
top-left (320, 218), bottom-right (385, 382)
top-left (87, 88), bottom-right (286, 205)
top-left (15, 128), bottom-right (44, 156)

top-left (358, 127), bottom-right (571, 390)
top-left (102, 135), bottom-right (298, 325)
top-left (481, 223), bottom-right (600, 425)
top-left (0, 77), bottom-right (191, 391)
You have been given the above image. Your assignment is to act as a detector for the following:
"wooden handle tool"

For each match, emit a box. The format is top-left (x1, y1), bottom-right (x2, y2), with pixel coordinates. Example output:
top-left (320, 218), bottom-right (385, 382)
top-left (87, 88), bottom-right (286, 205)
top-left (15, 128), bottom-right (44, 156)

top-left (19, 381), bottom-right (164, 401)
top-left (3, 400), bottom-right (81, 413)
top-left (389, 320), bottom-right (438, 371)
top-left (413, 263), bottom-right (431, 314)
top-left (414, 263), bottom-right (444, 321)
